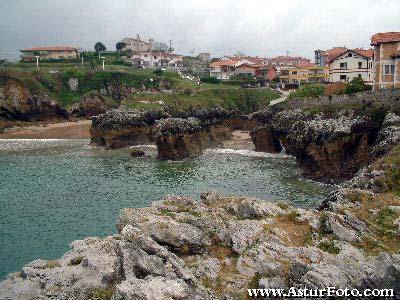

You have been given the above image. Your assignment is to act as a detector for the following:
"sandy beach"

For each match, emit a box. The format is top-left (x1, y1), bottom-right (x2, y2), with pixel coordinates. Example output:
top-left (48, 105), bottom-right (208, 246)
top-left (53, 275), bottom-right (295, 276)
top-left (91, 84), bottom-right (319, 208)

top-left (0, 120), bottom-right (92, 139)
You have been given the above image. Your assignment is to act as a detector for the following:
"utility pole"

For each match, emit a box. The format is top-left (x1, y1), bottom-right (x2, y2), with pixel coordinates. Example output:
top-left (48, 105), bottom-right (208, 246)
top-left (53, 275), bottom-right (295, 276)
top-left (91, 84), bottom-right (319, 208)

top-left (101, 56), bottom-right (105, 70)
top-left (35, 56), bottom-right (39, 70)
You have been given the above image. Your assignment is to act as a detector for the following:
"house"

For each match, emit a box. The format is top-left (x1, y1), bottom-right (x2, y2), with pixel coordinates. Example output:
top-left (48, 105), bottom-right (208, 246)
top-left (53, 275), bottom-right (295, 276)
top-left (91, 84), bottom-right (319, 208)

top-left (279, 63), bottom-right (327, 84)
top-left (20, 46), bottom-right (79, 61)
top-left (255, 65), bottom-right (277, 81)
top-left (198, 53), bottom-right (211, 62)
top-left (314, 47), bottom-right (347, 67)
top-left (371, 32), bottom-right (400, 90)
top-left (209, 57), bottom-right (277, 81)
top-left (131, 51), bottom-right (183, 69)
top-left (325, 48), bottom-right (374, 83)
top-left (209, 59), bottom-right (237, 79)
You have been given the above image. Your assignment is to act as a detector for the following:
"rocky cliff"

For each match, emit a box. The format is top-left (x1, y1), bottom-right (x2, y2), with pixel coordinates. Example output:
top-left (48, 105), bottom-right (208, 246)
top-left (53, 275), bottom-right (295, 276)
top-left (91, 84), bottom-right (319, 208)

top-left (70, 91), bottom-right (112, 118)
top-left (249, 90), bottom-right (400, 183)
top-left (0, 79), bottom-right (68, 121)
top-left (90, 107), bottom-right (235, 155)
top-left (156, 117), bottom-right (232, 160)
top-left (1, 185), bottom-right (399, 299)
top-left (90, 109), bottom-right (170, 149)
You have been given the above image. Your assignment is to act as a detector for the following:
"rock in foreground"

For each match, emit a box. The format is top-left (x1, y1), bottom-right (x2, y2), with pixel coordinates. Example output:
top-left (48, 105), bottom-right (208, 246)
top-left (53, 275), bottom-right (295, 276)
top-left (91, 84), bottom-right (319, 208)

top-left (1, 190), bottom-right (399, 299)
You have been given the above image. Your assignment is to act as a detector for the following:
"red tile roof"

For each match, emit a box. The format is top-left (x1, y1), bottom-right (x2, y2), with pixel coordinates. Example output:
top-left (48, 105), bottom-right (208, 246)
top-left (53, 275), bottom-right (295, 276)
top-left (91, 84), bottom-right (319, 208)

top-left (371, 32), bottom-right (400, 45)
top-left (322, 47), bottom-right (348, 62)
top-left (354, 48), bottom-right (374, 58)
top-left (20, 46), bottom-right (78, 52)
top-left (209, 59), bottom-right (239, 67)
top-left (325, 48), bottom-right (373, 63)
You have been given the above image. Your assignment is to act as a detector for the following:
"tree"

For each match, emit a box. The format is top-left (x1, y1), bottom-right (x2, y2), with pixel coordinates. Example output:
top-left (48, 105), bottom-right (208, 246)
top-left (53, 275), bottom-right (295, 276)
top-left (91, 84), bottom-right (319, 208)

top-left (345, 77), bottom-right (371, 94)
top-left (115, 42), bottom-right (127, 52)
top-left (94, 42), bottom-right (106, 52)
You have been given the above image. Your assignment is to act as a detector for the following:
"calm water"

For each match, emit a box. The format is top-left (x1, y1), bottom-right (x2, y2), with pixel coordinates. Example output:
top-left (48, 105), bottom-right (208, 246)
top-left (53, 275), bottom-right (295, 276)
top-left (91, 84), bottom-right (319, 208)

top-left (0, 139), bottom-right (332, 279)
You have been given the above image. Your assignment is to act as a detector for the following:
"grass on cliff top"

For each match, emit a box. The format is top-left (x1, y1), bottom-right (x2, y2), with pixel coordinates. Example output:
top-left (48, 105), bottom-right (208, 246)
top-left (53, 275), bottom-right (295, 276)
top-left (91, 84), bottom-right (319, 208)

top-left (123, 88), bottom-right (279, 114)
top-left (347, 191), bottom-right (400, 255)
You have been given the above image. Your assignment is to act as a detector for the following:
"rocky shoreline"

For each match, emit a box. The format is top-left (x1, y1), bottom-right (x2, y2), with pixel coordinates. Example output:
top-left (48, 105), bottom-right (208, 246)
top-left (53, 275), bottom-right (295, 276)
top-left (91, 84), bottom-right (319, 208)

top-left (1, 90), bottom-right (400, 299)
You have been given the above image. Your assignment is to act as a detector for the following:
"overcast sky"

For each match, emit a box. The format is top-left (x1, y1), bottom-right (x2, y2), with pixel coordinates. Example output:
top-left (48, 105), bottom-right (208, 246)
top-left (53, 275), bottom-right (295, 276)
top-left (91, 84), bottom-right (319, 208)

top-left (0, 0), bottom-right (399, 61)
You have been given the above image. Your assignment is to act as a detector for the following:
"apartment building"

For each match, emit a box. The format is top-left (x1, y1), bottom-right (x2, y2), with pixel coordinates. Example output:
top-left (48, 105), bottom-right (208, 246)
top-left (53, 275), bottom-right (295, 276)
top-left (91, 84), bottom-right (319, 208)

top-left (371, 32), bottom-right (400, 90)
top-left (279, 63), bottom-right (327, 84)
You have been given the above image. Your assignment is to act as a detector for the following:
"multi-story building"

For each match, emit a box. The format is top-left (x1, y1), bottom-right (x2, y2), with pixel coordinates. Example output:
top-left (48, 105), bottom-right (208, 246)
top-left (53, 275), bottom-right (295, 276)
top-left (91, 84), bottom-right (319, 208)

top-left (371, 32), bottom-right (400, 90)
top-left (121, 34), bottom-right (169, 53)
top-left (20, 46), bottom-right (79, 61)
top-left (131, 51), bottom-right (183, 69)
top-left (198, 53), bottom-right (211, 62)
top-left (268, 55), bottom-right (311, 66)
top-left (325, 48), bottom-right (374, 83)
top-left (279, 64), bottom-right (327, 84)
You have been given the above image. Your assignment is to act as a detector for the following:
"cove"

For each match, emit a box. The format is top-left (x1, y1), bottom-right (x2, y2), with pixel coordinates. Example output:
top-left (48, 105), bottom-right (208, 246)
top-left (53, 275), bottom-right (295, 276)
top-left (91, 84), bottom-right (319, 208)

top-left (0, 139), bottom-right (332, 279)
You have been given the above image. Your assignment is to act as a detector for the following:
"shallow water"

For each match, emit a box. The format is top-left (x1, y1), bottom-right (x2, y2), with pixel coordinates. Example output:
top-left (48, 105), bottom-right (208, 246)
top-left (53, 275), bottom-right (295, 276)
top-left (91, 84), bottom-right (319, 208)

top-left (0, 139), bottom-right (332, 279)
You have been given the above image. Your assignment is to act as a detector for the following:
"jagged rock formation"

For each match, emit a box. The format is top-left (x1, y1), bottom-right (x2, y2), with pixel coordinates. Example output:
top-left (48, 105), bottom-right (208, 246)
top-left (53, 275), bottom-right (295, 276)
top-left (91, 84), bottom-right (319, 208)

top-left (250, 125), bottom-right (282, 153)
top-left (70, 91), bottom-right (112, 118)
top-left (156, 117), bottom-right (231, 160)
top-left (90, 109), bottom-right (170, 149)
top-left (90, 108), bottom-right (235, 155)
top-left (0, 79), bottom-right (68, 121)
top-left (1, 190), bottom-right (399, 299)
top-left (247, 90), bottom-right (400, 183)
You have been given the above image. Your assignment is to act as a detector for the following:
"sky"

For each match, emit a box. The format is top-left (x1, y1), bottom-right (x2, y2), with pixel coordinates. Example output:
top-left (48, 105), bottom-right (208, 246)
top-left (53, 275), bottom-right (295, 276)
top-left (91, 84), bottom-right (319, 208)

top-left (0, 0), bottom-right (399, 61)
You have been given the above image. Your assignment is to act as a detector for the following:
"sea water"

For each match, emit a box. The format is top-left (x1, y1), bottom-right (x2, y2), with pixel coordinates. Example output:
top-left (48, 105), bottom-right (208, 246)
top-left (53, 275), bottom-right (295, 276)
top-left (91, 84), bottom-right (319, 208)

top-left (0, 139), bottom-right (332, 279)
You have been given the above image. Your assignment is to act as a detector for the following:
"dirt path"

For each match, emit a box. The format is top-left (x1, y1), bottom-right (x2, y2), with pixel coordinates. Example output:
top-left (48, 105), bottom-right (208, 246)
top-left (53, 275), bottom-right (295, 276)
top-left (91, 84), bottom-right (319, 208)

top-left (0, 120), bottom-right (92, 139)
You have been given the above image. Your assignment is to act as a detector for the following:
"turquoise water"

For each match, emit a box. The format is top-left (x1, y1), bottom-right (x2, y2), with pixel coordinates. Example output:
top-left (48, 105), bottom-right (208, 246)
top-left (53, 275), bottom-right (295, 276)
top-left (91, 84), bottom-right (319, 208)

top-left (0, 139), bottom-right (332, 280)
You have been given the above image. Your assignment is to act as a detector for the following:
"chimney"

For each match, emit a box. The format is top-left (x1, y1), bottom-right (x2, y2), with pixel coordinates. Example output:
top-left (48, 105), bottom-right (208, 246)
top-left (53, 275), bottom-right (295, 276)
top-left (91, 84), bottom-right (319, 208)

top-left (137, 33), bottom-right (140, 41)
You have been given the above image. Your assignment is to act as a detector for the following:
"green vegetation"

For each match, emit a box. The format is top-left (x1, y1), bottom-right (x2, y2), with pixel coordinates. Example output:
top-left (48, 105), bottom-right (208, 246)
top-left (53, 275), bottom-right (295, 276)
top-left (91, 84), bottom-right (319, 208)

top-left (288, 84), bottom-right (325, 99)
top-left (124, 87), bottom-right (279, 114)
top-left (90, 286), bottom-right (115, 300)
top-left (318, 241), bottom-right (340, 254)
top-left (345, 77), bottom-right (373, 94)
top-left (288, 78), bottom-right (372, 100)
top-left (200, 76), bottom-right (221, 84)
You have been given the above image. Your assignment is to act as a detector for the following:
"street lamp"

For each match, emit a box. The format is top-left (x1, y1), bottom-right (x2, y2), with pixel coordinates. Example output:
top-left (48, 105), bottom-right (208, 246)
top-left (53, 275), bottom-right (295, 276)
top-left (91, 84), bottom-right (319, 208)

top-left (35, 56), bottom-right (40, 70)
top-left (100, 56), bottom-right (105, 70)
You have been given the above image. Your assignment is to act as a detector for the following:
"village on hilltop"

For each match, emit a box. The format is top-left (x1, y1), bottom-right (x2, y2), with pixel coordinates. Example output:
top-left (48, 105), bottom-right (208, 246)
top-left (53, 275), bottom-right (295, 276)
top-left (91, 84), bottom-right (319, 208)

top-left (6, 31), bottom-right (400, 91)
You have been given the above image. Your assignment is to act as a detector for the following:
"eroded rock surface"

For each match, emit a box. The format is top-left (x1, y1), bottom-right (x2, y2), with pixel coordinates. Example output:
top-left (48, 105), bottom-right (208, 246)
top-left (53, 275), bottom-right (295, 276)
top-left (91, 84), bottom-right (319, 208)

top-left (0, 79), bottom-right (68, 121)
top-left (2, 190), bottom-right (399, 299)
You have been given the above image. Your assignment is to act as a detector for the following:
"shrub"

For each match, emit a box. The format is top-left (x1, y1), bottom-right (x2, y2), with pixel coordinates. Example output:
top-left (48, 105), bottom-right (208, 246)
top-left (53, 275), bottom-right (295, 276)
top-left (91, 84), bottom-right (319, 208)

top-left (345, 77), bottom-right (372, 94)
top-left (288, 84), bottom-right (325, 99)
top-left (200, 76), bottom-right (221, 84)
top-left (318, 241), bottom-right (340, 254)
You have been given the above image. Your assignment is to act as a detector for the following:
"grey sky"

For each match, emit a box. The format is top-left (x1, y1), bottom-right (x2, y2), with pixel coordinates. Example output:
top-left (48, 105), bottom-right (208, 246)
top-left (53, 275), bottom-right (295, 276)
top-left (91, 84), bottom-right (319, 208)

top-left (0, 0), bottom-right (399, 61)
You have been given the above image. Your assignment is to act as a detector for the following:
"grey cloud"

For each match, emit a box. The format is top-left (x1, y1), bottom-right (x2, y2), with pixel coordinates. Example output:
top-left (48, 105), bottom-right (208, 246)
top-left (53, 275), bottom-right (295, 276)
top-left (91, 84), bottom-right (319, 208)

top-left (0, 0), bottom-right (399, 60)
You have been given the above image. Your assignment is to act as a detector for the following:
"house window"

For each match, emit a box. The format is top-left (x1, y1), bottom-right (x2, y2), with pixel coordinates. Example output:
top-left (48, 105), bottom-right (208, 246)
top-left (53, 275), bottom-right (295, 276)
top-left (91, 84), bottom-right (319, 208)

top-left (340, 62), bottom-right (347, 69)
top-left (358, 74), bottom-right (362, 78)
top-left (291, 71), bottom-right (298, 75)
top-left (154, 56), bottom-right (157, 59)
top-left (358, 62), bottom-right (362, 68)
top-left (348, 53), bottom-right (353, 57)
top-left (340, 75), bottom-right (347, 81)
top-left (384, 64), bottom-right (395, 75)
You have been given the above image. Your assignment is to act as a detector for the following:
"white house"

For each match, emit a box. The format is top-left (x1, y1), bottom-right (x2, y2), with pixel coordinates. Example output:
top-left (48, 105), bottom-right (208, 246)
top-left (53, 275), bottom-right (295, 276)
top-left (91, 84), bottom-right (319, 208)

top-left (131, 51), bottom-right (183, 69)
top-left (326, 49), bottom-right (374, 83)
